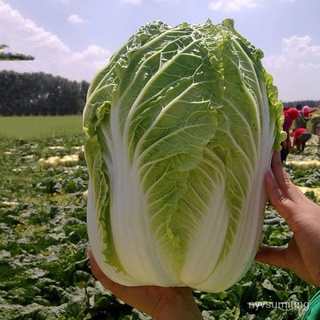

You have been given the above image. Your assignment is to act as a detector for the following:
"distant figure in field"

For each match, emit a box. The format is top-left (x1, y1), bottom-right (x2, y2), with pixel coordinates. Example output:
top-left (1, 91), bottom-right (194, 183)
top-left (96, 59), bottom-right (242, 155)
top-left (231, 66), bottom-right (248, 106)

top-left (294, 105), bottom-right (318, 129)
top-left (292, 127), bottom-right (312, 154)
top-left (281, 108), bottom-right (299, 163)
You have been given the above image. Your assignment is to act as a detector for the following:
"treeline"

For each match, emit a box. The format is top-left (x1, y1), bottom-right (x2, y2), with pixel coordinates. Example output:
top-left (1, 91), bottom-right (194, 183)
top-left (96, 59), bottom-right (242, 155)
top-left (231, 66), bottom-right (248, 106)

top-left (0, 70), bottom-right (89, 116)
top-left (283, 100), bottom-right (320, 109)
top-left (1, 69), bottom-right (319, 116)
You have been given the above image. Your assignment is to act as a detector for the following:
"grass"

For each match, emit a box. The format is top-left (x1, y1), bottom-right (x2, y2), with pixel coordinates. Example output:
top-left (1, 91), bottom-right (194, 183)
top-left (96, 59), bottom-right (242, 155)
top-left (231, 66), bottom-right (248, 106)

top-left (0, 115), bottom-right (83, 139)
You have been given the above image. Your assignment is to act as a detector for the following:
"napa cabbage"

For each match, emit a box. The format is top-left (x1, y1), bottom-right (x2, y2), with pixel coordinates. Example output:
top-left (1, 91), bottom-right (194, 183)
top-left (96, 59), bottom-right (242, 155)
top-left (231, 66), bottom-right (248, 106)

top-left (83, 19), bottom-right (285, 293)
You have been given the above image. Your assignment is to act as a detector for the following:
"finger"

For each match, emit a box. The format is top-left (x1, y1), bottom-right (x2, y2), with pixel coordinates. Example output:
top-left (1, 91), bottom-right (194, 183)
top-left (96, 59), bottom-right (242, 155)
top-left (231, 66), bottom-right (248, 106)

top-left (266, 153), bottom-right (308, 224)
top-left (264, 167), bottom-right (295, 223)
top-left (265, 168), bottom-right (285, 205)
top-left (255, 246), bottom-right (289, 270)
top-left (270, 152), bottom-right (291, 194)
top-left (270, 152), bottom-right (306, 203)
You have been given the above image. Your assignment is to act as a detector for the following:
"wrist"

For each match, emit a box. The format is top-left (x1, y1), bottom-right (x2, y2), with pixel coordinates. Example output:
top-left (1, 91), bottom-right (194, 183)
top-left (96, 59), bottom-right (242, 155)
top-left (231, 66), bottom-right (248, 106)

top-left (153, 287), bottom-right (203, 320)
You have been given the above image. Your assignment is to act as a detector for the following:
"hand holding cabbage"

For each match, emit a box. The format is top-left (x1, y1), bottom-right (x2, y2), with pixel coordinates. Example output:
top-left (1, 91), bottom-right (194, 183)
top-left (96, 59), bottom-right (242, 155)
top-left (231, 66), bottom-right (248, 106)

top-left (84, 19), bottom-right (285, 293)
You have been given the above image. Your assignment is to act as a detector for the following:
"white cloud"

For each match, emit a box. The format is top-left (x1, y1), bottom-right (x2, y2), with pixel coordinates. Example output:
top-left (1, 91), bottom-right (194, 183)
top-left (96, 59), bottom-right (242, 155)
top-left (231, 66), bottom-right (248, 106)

top-left (0, 1), bottom-right (111, 82)
top-left (50, 0), bottom-right (73, 3)
top-left (0, 1), bottom-right (70, 53)
top-left (265, 35), bottom-right (320, 69)
top-left (67, 14), bottom-right (86, 24)
top-left (209, 0), bottom-right (264, 12)
top-left (60, 45), bottom-right (112, 81)
top-left (120, 0), bottom-right (180, 2)
top-left (121, 0), bottom-right (142, 4)
top-left (282, 36), bottom-right (320, 62)
top-left (264, 35), bottom-right (320, 100)
top-left (153, 0), bottom-right (181, 2)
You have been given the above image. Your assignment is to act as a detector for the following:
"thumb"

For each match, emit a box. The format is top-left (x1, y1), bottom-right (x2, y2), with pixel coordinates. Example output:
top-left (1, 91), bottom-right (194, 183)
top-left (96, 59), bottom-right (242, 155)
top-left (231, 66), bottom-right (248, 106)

top-left (255, 246), bottom-right (289, 269)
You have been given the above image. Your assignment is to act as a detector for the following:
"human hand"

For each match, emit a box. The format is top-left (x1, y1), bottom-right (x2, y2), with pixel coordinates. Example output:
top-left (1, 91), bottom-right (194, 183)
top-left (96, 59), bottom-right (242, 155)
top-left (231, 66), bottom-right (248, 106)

top-left (256, 152), bottom-right (320, 287)
top-left (89, 250), bottom-right (203, 320)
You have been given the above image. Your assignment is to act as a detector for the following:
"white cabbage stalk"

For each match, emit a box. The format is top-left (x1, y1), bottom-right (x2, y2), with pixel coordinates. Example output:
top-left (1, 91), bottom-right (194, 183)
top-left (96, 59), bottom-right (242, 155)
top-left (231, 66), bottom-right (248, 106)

top-left (83, 19), bottom-right (284, 293)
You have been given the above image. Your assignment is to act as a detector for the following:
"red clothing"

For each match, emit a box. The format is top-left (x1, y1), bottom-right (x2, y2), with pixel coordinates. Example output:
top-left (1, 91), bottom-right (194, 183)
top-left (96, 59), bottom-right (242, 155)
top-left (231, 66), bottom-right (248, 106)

top-left (302, 105), bottom-right (317, 118)
top-left (281, 108), bottom-right (299, 162)
top-left (283, 108), bottom-right (299, 141)
top-left (292, 128), bottom-right (307, 146)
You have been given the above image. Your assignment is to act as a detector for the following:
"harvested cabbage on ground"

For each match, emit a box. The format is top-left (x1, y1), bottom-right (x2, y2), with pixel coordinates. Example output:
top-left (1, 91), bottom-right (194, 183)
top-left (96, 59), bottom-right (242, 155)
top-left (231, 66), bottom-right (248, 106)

top-left (83, 19), bottom-right (285, 293)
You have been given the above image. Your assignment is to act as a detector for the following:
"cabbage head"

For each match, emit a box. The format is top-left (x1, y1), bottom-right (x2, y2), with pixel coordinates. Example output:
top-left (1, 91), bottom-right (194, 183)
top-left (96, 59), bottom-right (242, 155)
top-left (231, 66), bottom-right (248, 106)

top-left (83, 19), bottom-right (284, 293)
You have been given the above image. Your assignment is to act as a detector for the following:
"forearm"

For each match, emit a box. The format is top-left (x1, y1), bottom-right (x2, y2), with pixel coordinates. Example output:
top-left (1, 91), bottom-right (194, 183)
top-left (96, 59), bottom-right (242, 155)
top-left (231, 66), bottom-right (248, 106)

top-left (156, 303), bottom-right (202, 320)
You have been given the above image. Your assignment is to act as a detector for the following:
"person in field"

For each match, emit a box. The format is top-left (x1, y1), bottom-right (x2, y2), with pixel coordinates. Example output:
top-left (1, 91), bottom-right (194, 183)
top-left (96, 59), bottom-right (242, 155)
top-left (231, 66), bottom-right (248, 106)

top-left (281, 108), bottom-right (299, 163)
top-left (294, 105), bottom-right (318, 129)
top-left (292, 127), bottom-right (312, 153)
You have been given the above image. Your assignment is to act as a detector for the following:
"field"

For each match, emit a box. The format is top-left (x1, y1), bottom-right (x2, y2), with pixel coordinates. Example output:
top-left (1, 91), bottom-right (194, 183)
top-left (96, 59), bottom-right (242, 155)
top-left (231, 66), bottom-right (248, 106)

top-left (0, 116), bottom-right (319, 319)
top-left (0, 116), bottom-right (83, 139)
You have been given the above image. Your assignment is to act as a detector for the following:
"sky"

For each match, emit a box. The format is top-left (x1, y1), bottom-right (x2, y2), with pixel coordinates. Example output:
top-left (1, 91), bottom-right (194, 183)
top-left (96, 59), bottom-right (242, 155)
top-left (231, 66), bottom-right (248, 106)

top-left (0, 0), bottom-right (319, 102)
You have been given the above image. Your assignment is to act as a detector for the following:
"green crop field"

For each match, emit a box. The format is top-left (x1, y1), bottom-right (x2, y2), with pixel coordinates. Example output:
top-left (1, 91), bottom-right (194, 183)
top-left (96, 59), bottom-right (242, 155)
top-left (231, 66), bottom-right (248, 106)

top-left (0, 116), bottom-right (83, 139)
top-left (0, 117), bottom-right (319, 319)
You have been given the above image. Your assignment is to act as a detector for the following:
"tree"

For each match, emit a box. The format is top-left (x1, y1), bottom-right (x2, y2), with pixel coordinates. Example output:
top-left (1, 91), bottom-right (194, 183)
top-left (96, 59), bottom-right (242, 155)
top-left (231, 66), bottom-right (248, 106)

top-left (0, 44), bottom-right (34, 61)
top-left (0, 70), bottom-right (89, 116)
